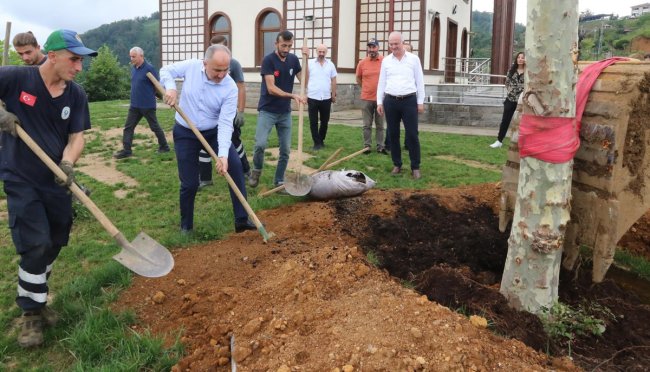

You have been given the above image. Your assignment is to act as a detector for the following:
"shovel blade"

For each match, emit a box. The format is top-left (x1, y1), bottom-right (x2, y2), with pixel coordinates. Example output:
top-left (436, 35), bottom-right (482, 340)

top-left (284, 173), bottom-right (313, 196)
top-left (112, 232), bottom-right (174, 277)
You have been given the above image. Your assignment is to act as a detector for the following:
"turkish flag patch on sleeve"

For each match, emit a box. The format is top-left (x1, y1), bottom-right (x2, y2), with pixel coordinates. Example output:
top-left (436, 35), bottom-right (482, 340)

top-left (19, 91), bottom-right (37, 107)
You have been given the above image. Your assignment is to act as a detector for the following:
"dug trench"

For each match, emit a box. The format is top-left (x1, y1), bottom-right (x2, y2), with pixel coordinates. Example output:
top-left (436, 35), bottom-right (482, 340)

top-left (114, 183), bottom-right (650, 371)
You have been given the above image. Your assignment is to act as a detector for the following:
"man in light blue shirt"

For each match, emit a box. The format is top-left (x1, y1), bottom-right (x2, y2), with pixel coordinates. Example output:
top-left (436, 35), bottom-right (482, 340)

top-left (160, 45), bottom-right (256, 233)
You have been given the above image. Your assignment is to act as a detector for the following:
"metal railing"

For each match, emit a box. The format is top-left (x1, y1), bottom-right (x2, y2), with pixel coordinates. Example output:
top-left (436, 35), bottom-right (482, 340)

top-left (425, 84), bottom-right (507, 106)
top-left (441, 57), bottom-right (505, 85)
top-left (423, 57), bottom-right (507, 106)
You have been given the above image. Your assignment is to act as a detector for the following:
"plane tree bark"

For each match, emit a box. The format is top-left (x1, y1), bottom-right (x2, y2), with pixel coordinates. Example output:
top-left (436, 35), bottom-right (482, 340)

top-left (499, 0), bottom-right (579, 313)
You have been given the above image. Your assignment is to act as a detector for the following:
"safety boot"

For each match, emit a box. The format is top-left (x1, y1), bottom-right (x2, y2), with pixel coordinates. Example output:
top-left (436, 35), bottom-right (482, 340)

top-left (248, 169), bottom-right (261, 187)
top-left (17, 311), bottom-right (44, 348)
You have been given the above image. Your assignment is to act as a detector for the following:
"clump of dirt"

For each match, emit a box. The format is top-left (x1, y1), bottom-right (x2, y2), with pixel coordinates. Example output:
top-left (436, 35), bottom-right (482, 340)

top-left (114, 183), bottom-right (650, 371)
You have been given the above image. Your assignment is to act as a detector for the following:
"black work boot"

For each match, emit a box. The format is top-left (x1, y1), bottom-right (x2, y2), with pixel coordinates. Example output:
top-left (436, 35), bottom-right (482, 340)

top-left (248, 169), bottom-right (261, 188)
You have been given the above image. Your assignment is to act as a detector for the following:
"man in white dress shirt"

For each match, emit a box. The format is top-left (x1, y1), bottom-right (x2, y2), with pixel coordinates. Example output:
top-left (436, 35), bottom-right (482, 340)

top-left (377, 31), bottom-right (425, 179)
top-left (307, 44), bottom-right (337, 150)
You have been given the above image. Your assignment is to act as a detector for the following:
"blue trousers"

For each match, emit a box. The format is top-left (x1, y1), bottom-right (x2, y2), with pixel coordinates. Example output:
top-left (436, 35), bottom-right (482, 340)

top-left (384, 94), bottom-right (421, 170)
top-left (199, 125), bottom-right (250, 182)
top-left (122, 107), bottom-right (169, 151)
top-left (173, 124), bottom-right (248, 230)
top-left (252, 110), bottom-right (292, 185)
top-left (4, 181), bottom-right (72, 311)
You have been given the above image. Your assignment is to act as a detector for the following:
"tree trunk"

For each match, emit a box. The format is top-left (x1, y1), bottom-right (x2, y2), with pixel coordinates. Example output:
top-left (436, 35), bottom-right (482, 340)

top-left (499, 0), bottom-right (578, 314)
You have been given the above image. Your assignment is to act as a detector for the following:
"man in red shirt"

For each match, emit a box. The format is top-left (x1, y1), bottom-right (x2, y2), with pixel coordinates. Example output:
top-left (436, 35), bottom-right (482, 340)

top-left (356, 38), bottom-right (386, 154)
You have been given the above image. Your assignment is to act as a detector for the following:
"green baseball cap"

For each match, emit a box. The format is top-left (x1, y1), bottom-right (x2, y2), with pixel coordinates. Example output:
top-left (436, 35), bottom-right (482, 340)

top-left (43, 29), bottom-right (98, 56)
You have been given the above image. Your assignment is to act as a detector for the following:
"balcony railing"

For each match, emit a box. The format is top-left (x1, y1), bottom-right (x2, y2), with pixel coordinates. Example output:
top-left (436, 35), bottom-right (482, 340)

top-left (441, 57), bottom-right (505, 85)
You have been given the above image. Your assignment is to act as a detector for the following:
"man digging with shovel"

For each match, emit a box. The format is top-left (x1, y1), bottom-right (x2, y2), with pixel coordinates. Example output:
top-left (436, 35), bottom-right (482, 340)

top-left (0, 29), bottom-right (97, 347)
top-left (159, 44), bottom-right (258, 234)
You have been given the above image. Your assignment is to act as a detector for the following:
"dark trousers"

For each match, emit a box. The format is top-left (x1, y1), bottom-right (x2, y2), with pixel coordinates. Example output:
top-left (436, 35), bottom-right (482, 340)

top-left (173, 124), bottom-right (248, 230)
top-left (384, 95), bottom-right (421, 170)
top-left (308, 98), bottom-right (332, 146)
top-left (199, 125), bottom-right (250, 182)
top-left (4, 181), bottom-right (72, 311)
top-left (497, 100), bottom-right (518, 142)
top-left (122, 107), bottom-right (169, 151)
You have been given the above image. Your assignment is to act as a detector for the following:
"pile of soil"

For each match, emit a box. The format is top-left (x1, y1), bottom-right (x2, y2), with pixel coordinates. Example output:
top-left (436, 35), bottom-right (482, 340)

top-left (115, 183), bottom-right (650, 371)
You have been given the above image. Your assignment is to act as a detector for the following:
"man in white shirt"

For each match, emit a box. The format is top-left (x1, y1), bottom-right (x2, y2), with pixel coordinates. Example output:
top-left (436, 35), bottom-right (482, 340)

top-left (377, 31), bottom-right (425, 179)
top-left (307, 44), bottom-right (337, 151)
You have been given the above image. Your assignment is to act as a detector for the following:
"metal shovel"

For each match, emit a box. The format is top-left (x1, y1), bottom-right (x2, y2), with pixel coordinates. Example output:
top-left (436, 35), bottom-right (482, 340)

top-left (16, 126), bottom-right (174, 278)
top-left (146, 72), bottom-right (275, 243)
top-left (284, 37), bottom-right (313, 196)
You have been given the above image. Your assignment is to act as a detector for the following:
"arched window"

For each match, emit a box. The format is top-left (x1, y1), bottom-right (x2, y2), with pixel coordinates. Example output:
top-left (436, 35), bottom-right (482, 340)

top-left (209, 13), bottom-right (231, 47)
top-left (256, 9), bottom-right (281, 65)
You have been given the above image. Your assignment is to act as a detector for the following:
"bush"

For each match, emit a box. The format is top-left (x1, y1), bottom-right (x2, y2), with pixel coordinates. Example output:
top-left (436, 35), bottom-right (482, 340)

top-left (78, 45), bottom-right (130, 102)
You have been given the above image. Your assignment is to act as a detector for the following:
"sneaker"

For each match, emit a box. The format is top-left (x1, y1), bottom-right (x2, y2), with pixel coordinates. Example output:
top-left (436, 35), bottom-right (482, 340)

top-left (248, 169), bottom-right (261, 188)
top-left (41, 306), bottom-right (59, 327)
top-left (17, 312), bottom-right (44, 348)
top-left (157, 146), bottom-right (170, 153)
top-left (489, 140), bottom-right (503, 148)
top-left (363, 146), bottom-right (371, 155)
top-left (113, 149), bottom-right (132, 159)
top-left (377, 148), bottom-right (388, 155)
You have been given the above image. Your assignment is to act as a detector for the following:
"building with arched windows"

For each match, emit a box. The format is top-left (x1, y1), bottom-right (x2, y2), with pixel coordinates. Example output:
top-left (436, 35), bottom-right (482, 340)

top-left (159, 0), bottom-right (478, 109)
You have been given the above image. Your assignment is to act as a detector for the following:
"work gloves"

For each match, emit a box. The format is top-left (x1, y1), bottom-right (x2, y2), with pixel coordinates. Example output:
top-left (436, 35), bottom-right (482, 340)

top-left (0, 99), bottom-right (20, 137)
top-left (234, 111), bottom-right (245, 128)
top-left (55, 160), bottom-right (75, 187)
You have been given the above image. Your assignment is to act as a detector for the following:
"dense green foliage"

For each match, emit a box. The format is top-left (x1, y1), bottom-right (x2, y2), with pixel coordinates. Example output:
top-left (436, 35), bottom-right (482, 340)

top-left (0, 40), bottom-right (22, 65)
top-left (77, 45), bottom-right (130, 102)
top-left (81, 12), bottom-right (160, 69)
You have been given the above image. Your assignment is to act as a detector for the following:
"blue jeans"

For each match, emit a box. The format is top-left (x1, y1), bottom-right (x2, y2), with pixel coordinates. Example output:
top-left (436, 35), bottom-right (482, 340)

top-left (253, 110), bottom-right (292, 185)
top-left (173, 124), bottom-right (248, 230)
top-left (384, 94), bottom-right (421, 170)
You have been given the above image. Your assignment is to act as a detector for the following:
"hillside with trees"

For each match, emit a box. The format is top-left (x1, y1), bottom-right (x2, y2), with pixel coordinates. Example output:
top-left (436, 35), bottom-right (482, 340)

top-left (471, 10), bottom-right (650, 62)
top-left (579, 13), bottom-right (650, 60)
top-left (81, 12), bottom-right (161, 69)
top-left (470, 11), bottom-right (526, 60)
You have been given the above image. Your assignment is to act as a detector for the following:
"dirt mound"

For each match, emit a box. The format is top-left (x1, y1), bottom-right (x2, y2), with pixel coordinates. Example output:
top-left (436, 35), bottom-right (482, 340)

top-left (114, 184), bottom-right (650, 371)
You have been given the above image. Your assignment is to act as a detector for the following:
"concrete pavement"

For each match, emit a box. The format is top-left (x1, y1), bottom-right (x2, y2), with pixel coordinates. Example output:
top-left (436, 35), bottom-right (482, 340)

top-left (244, 108), bottom-right (496, 137)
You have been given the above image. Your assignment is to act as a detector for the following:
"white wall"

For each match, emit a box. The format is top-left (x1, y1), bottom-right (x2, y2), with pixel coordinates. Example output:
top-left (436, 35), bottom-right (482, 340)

top-left (206, 0), bottom-right (283, 68)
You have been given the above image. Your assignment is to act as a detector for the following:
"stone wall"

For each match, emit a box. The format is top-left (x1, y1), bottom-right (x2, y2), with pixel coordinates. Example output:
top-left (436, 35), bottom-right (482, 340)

top-left (183, 81), bottom-right (503, 127)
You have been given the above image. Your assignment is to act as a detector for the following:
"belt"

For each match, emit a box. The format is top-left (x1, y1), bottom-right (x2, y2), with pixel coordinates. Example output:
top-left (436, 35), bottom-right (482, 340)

top-left (385, 92), bottom-right (416, 100)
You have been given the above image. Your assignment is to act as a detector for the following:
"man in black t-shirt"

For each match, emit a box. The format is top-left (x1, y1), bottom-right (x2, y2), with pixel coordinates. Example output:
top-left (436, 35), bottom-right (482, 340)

top-left (0, 29), bottom-right (96, 348)
top-left (249, 30), bottom-right (309, 188)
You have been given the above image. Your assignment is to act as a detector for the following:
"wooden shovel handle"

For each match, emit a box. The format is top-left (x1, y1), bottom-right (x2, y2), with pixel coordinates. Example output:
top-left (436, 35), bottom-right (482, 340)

top-left (16, 126), bottom-right (121, 238)
top-left (296, 37), bottom-right (308, 170)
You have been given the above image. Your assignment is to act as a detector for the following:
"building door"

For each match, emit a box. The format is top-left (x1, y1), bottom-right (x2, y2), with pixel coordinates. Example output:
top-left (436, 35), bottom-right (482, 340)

top-left (445, 20), bottom-right (458, 83)
top-left (429, 16), bottom-right (440, 70)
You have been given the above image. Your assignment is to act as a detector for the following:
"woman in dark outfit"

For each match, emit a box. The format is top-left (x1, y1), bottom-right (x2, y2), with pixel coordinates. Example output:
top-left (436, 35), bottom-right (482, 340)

top-left (490, 52), bottom-right (526, 148)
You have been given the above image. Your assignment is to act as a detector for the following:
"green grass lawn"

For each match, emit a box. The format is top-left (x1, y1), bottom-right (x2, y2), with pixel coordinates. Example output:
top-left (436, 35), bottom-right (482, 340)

top-left (0, 100), bottom-right (645, 369)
